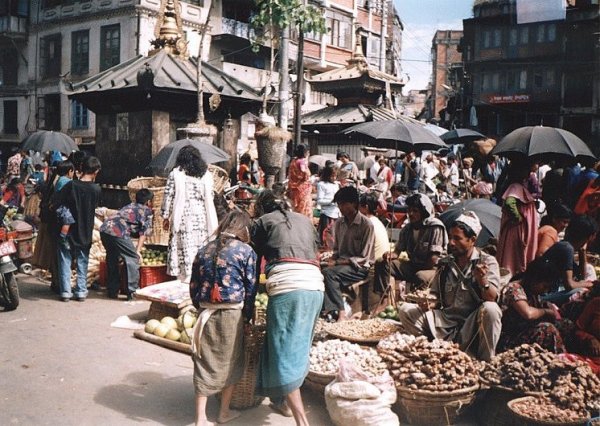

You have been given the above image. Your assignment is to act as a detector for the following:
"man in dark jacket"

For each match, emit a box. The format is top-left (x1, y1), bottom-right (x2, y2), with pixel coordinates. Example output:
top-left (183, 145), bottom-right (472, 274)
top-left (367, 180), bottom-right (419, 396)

top-left (56, 156), bottom-right (101, 302)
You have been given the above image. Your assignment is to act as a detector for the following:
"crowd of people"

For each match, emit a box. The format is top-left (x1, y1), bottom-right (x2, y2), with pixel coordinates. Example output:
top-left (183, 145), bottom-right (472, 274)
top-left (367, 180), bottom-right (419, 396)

top-left (12, 141), bottom-right (600, 425)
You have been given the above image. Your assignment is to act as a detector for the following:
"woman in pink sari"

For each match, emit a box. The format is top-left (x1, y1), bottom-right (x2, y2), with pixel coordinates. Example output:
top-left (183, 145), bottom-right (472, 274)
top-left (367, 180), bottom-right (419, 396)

top-left (497, 162), bottom-right (538, 275)
top-left (287, 144), bottom-right (313, 218)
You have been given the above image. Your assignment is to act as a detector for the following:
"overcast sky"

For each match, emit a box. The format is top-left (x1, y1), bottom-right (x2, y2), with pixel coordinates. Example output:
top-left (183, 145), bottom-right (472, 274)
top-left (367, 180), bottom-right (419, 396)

top-left (393, 0), bottom-right (474, 93)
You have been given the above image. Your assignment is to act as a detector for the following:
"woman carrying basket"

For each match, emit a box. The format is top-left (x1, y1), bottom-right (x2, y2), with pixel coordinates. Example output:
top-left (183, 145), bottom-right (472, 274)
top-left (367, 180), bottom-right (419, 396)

top-left (251, 190), bottom-right (324, 426)
top-left (161, 146), bottom-right (218, 283)
top-left (189, 210), bottom-right (257, 426)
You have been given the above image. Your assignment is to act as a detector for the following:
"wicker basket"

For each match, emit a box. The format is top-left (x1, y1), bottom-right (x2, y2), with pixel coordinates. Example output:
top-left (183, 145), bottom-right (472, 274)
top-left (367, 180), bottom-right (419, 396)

top-left (127, 177), bottom-right (168, 246)
top-left (228, 324), bottom-right (266, 409)
top-left (394, 384), bottom-right (479, 426)
top-left (475, 386), bottom-right (527, 426)
top-left (253, 306), bottom-right (267, 326)
top-left (208, 164), bottom-right (229, 194)
top-left (507, 397), bottom-right (590, 426)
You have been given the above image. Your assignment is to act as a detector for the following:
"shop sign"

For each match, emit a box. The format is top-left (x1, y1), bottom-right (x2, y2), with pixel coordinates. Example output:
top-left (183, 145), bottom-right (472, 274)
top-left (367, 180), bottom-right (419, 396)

top-left (488, 94), bottom-right (530, 104)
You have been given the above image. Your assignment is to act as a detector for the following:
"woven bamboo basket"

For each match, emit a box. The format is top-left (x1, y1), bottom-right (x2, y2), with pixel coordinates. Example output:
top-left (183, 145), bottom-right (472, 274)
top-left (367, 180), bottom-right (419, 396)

top-left (475, 386), bottom-right (527, 426)
top-left (394, 384), bottom-right (479, 426)
top-left (208, 164), bottom-right (229, 194)
top-left (24, 193), bottom-right (41, 218)
top-left (228, 324), bottom-right (266, 409)
top-left (507, 397), bottom-right (590, 426)
top-left (127, 177), bottom-right (168, 246)
top-left (253, 306), bottom-right (266, 326)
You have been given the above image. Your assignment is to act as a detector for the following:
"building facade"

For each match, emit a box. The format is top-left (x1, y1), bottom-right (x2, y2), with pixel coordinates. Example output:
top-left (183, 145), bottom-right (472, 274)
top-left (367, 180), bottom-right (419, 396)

top-left (462, 0), bottom-right (599, 149)
top-left (0, 0), bottom-right (405, 158)
top-left (0, 0), bottom-right (208, 153)
top-left (430, 30), bottom-right (463, 125)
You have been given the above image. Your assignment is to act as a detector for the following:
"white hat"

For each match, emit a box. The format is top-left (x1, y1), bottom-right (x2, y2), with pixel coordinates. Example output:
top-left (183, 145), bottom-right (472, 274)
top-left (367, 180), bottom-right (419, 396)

top-left (455, 210), bottom-right (482, 236)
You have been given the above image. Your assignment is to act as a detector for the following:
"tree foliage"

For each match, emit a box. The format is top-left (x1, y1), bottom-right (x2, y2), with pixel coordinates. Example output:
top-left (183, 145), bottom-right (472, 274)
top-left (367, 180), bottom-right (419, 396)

top-left (251, 0), bottom-right (327, 44)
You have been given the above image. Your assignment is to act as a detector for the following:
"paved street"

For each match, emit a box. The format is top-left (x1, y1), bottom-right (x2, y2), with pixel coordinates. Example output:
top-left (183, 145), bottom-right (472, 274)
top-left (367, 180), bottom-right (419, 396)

top-left (0, 273), bottom-right (331, 426)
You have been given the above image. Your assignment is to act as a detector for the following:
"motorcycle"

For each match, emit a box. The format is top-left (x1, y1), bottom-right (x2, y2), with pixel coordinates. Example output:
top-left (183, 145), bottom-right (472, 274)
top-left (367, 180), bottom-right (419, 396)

top-left (0, 239), bottom-right (19, 311)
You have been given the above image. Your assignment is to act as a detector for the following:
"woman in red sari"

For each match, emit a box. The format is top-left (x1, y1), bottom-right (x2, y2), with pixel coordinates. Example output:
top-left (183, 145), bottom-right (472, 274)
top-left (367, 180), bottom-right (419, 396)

top-left (287, 144), bottom-right (313, 218)
top-left (496, 162), bottom-right (538, 275)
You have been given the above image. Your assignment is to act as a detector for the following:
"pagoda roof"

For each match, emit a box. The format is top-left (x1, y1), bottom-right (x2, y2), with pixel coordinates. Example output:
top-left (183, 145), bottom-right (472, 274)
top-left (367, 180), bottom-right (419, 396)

top-left (68, 49), bottom-right (265, 113)
top-left (301, 104), bottom-right (402, 126)
top-left (306, 44), bottom-right (404, 95)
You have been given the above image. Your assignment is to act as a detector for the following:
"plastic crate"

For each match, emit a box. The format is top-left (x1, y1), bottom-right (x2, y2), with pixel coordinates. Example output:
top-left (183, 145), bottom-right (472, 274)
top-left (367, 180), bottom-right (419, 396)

top-left (139, 265), bottom-right (173, 288)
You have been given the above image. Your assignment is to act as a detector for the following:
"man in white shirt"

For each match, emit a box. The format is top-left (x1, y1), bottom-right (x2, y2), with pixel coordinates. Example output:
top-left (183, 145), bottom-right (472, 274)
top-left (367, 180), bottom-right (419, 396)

top-left (447, 155), bottom-right (460, 195)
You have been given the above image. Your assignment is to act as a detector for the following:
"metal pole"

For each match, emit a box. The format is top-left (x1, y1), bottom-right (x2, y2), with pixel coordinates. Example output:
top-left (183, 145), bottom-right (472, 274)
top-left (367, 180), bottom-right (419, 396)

top-left (196, 2), bottom-right (213, 125)
top-left (293, 30), bottom-right (304, 149)
top-left (278, 27), bottom-right (290, 130)
top-left (379, 0), bottom-right (387, 72)
top-left (278, 26), bottom-right (290, 182)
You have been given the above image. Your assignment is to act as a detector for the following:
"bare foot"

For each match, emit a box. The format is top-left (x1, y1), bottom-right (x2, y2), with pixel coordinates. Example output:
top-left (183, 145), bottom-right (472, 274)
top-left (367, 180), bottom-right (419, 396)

top-left (217, 410), bottom-right (241, 424)
top-left (268, 402), bottom-right (293, 417)
top-left (196, 420), bottom-right (215, 426)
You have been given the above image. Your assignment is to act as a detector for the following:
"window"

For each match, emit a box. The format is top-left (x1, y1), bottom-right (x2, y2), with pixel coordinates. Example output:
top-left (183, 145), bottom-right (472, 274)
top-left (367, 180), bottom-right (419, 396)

top-left (71, 100), bottom-right (88, 129)
top-left (0, 49), bottom-right (18, 86)
top-left (534, 71), bottom-right (543, 88)
top-left (493, 29), bottom-right (502, 47)
top-left (40, 34), bottom-right (62, 79)
top-left (492, 72), bottom-right (500, 90)
top-left (547, 24), bottom-right (556, 42)
top-left (3, 100), bottom-right (18, 134)
top-left (71, 30), bottom-right (89, 75)
top-left (482, 72), bottom-right (491, 91)
top-left (0, 0), bottom-right (29, 16)
top-left (38, 94), bottom-right (60, 130)
top-left (41, 0), bottom-right (61, 8)
top-left (509, 28), bottom-right (518, 46)
top-left (545, 69), bottom-right (555, 87)
top-left (482, 30), bottom-right (491, 48)
top-left (506, 70), bottom-right (516, 90)
top-left (368, 37), bottom-right (380, 66)
top-left (100, 24), bottom-right (120, 71)
top-left (536, 25), bottom-right (545, 43)
top-left (520, 26), bottom-right (529, 44)
top-left (519, 70), bottom-right (527, 90)
top-left (326, 12), bottom-right (351, 49)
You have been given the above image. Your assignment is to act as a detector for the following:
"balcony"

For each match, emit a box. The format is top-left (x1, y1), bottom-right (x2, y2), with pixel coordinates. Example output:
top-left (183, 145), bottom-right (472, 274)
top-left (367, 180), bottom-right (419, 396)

top-left (0, 16), bottom-right (28, 39)
top-left (220, 17), bottom-right (256, 40)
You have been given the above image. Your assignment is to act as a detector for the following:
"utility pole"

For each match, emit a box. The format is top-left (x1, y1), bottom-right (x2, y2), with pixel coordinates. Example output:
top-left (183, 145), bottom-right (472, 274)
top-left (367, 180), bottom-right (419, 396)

top-left (278, 27), bottom-right (290, 130)
top-left (379, 0), bottom-right (388, 72)
top-left (278, 26), bottom-right (290, 182)
top-left (293, 30), bottom-right (304, 150)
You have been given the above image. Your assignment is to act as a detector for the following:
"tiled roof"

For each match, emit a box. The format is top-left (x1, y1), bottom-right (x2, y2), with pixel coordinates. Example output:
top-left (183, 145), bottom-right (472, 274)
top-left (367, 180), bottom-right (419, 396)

top-left (68, 49), bottom-right (263, 101)
top-left (301, 105), bottom-right (401, 126)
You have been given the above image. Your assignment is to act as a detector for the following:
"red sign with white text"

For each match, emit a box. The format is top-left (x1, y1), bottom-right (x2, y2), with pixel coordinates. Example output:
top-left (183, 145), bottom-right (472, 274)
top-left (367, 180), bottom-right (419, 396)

top-left (488, 94), bottom-right (530, 104)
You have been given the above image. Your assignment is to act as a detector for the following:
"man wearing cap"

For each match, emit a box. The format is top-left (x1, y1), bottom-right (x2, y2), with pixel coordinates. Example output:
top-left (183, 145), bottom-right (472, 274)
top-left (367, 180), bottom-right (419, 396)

top-left (373, 193), bottom-right (448, 294)
top-left (397, 211), bottom-right (502, 361)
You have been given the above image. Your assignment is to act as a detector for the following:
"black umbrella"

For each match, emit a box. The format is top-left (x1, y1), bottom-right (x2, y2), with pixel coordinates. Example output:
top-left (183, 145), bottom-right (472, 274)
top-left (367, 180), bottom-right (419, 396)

top-left (491, 126), bottom-right (596, 163)
top-left (308, 153), bottom-right (337, 168)
top-left (342, 119), bottom-right (448, 152)
top-left (439, 199), bottom-right (501, 247)
top-left (148, 139), bottom-right (230, 176)
top-left (21, 130), bottom-right (78, 154)
top-left (440, 128), bottom-right (486, 145)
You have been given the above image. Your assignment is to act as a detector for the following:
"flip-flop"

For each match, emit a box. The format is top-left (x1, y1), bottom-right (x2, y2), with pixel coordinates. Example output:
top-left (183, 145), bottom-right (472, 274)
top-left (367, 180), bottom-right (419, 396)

top-left (268, 402), bottom-right (293, 417)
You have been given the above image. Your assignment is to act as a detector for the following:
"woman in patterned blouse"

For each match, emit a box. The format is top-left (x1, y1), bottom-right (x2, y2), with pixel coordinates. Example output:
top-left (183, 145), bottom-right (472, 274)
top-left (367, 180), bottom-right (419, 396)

top-left (189, 210), bottom-right (256, 426)
top-left (498, 257), bottom-right (566, 353)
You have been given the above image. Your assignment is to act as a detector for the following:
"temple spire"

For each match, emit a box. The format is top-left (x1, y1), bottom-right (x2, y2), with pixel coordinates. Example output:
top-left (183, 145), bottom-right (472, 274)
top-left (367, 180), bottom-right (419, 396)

top-left (150, 0), bottom-right (188, 58)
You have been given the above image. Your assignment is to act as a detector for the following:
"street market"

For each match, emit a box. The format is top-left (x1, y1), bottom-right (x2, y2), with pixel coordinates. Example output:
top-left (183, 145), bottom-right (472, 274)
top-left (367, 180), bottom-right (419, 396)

top-left (1, 0), bottom-right (600, 425)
